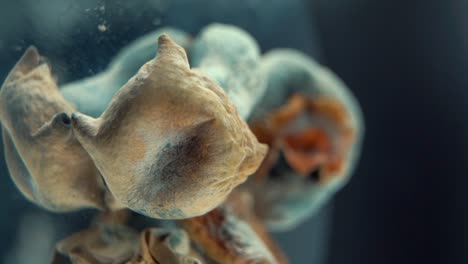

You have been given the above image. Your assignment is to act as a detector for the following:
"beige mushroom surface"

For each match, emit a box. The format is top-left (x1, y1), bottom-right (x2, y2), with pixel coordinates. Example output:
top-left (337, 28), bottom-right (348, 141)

top-left (0, 47), bottom-right (105, 212)
top-left (70, 35), bottom-right (267, 219)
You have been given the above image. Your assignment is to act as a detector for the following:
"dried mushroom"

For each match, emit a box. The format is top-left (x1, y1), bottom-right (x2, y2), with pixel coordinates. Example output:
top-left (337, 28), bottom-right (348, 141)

top-left (1, 24), bottom-right (364, 264)
top-left (246, 50), bottom-right (363, 231)
top-left (0, 47), bottom-right (105, 211)
top-left (179, 191), bottom-right (288, 264)
top-left (251, 94), bottom-right (354, 183)
top-left (70, 35), bottom-right (267, 219)
top-left (53, 224), bottom-right (139, 264)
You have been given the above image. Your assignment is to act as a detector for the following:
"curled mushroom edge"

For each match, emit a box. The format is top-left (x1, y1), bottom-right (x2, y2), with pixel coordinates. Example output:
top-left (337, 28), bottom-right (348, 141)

top-left (0, 46), bottom-right (106, 212)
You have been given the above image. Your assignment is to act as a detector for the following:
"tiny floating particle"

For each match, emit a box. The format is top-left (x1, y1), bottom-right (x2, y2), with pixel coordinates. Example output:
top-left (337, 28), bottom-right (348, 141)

top-left (97, 24), bottom-right (107, 32)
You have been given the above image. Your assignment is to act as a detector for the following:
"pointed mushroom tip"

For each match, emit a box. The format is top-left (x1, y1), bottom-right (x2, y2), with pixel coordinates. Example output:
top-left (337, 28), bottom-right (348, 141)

top-left (25, 45), bottom-right (39, 54)
top-left (157, 33), bottom-right (171, 45)
top-left (155, 33), bottom-right (189, 66)
top-left (22, 46), bottom-right (51, 70)
top-left (3, 45), bottom-right (45, 85)
top-left (20, 46), bottom-right (41, 63)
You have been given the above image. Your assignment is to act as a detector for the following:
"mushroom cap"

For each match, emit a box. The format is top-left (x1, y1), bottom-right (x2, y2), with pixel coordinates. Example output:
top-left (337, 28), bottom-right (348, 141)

top-left (246, 50), bottom-right (364, 231)
top-left (0, 47), bottom-right (105, 211)
top-left (71, 35), bottom-right (267, 219)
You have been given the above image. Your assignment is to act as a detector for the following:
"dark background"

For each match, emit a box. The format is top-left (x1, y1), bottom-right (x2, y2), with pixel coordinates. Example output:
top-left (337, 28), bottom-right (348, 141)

top-left (315, 1), bottom-right (468, 263)
top-left (0, 0), bottom-right (467, 263)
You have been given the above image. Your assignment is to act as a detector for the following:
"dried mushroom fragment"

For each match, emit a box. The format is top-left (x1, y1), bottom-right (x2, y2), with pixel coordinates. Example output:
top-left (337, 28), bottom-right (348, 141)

top-left (179, 191), bottom-right (288, 264)
top-left (246, 50), bottom-right (363, 231)
top-left (53, 224), bottom-right (139, 264)
top-left (0, 47), bottom-right (105, 211)
top-left (71, 35), bottom-right (267, 219)
top-left (189, 24), bottom-right (265, 119)
top-left (129, 228), bottom-right (204, 264)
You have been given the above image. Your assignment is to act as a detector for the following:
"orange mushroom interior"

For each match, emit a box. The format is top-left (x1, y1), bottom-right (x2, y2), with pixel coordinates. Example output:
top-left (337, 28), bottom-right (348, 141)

top-left (250, 93), bottom-right (354, 184)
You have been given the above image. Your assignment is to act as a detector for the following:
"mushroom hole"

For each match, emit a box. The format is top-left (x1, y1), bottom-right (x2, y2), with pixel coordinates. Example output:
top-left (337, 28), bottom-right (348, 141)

top-left (60, 113), bottom-right (71, 126)
top-left (307, 168), bottom-right (321, 182)
top-left (54, 112), bottom-right (72, 128)
top-left (157, 232), bottom-right (170, 242)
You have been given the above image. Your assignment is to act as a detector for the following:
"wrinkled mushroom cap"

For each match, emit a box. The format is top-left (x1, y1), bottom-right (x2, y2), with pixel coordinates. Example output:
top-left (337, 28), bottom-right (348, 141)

top-left (246, 50), bottom-right (364, 231)
top-left (71, 35), bottom-right (267, 219)
top-left (0, 47), bottom-right (105, 211)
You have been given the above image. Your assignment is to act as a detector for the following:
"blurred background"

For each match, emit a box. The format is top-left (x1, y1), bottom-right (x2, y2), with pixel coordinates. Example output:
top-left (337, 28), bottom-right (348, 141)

top-left (0, 0), bottom-right (467, 263)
